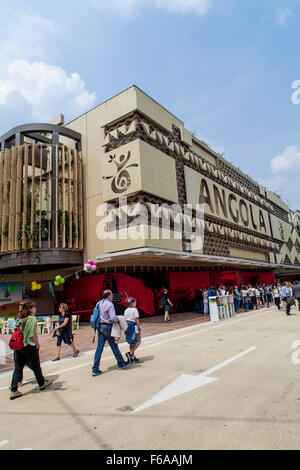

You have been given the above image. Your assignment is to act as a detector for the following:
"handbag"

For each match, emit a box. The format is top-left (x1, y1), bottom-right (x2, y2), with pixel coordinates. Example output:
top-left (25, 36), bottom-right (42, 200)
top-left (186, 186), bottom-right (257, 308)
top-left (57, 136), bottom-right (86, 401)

top-left (287, 296), bottom-right (295, 306)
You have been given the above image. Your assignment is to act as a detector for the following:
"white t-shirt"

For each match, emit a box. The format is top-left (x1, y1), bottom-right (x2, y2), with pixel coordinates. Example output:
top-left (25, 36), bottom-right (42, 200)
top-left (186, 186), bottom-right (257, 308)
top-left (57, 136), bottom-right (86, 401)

top-left (273, 288), bottom-right (280, 298)
top-left (124, 307), bottom-right (139, 323)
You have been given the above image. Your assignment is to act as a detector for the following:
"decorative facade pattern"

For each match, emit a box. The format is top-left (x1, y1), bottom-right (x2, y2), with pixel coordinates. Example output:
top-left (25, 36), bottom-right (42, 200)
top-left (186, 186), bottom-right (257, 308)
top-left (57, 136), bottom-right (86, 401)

top-left (101, 110), bottom-right (300, 267)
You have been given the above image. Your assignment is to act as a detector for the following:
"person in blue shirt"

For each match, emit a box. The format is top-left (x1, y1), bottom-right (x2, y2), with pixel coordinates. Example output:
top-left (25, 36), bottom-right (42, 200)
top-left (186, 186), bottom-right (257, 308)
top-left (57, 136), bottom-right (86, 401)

top-left (234, 286), bottom-right (241, 312)
top-left (281, 282), bottom-right (293, 315)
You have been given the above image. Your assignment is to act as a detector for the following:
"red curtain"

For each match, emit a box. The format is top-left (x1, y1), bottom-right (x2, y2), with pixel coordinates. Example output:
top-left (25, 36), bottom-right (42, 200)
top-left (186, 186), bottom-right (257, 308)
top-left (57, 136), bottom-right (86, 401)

top-left (169, 272), bottom-right (210, 290)
top-left (210, 271), bottom-right (239, 286)
top-left (61, 273), bottom-right (155, 318)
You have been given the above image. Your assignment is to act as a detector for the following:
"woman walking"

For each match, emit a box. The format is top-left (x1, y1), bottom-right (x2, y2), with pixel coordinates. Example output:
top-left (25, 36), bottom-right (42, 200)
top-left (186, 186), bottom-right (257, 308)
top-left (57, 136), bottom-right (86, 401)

top-left (273, 284), bottom-right (281, 310)
top-left (10, 300), bottom-right (53, 400)
top-left (52, 303), bottom-right (79, 361)
top-left (160, 289), bottom-right (173, 322)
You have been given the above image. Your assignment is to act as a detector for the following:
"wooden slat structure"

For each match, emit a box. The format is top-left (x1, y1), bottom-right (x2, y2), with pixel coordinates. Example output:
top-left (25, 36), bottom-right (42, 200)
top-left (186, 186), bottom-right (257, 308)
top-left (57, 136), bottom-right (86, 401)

top-left (0, 143), bottom-right (83, 256)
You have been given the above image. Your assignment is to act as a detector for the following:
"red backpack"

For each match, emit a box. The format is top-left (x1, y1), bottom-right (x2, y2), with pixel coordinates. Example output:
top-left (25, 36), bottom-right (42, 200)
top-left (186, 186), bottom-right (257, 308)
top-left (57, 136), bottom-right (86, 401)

top-left (9, 318), bottom-right (29, 351)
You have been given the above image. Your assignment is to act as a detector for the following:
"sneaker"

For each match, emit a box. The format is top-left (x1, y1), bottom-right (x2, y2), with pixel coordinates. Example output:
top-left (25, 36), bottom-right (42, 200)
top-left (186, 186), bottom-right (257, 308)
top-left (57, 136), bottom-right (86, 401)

top-left (125, 352), bottom-right (132, 362)
top-left (132, 357), bottom-right (140, 362)
top-left (10, 391), bottom-right (22, 400)
top-left (40, 379), bottom-right (53, 391)
top-left (92, 370), bottom-right (102, 376)
top-left (118, 360), bottom-right (131, 369)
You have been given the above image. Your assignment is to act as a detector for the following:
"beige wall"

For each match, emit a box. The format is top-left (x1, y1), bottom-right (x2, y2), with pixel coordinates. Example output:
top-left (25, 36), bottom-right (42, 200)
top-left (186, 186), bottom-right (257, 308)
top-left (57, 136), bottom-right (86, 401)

top-left (102, 139), bottom-right (178, 203)
top-left (229, 247), bottom-right (267, 262)
top-left (103, 225), bottom-right (182, 253)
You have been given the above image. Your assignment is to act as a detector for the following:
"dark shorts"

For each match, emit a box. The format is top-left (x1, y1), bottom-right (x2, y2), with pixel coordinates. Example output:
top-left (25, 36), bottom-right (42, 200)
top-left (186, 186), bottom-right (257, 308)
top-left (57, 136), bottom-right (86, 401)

top-left (57, 330), bottom-right (73, 347)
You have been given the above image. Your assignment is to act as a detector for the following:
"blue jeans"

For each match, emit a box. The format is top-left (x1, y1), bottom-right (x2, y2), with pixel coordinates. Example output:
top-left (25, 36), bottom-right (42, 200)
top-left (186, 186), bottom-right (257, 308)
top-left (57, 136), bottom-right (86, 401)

top-left (196, 300), bottom-right (204, 313)
top-left (243, 300), bottom-right (249, 311)
top-left (92, 324), bottom-right (126, 373)
top-left (234, 299), bottom-right (240, 312)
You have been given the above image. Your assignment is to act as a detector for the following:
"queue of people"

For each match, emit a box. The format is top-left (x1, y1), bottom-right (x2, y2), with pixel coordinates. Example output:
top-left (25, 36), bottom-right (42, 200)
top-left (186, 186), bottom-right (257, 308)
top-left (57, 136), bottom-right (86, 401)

top-left (194, 281), bottom-right (300, 316)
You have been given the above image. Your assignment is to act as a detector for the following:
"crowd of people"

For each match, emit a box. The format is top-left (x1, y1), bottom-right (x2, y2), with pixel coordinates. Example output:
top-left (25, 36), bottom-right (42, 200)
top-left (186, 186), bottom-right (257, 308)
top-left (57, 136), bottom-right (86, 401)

top-left (7, 280), bottom-right (300, 400)
top-left (194, 281), bottom-right (300, 316)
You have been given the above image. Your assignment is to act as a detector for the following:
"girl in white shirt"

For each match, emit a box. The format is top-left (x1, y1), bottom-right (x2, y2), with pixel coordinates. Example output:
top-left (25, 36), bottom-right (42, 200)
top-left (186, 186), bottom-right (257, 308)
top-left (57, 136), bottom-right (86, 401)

top-left (273, 286), bottom-right (281, 310)
top-left (124, 298), bottom-right (141, 363)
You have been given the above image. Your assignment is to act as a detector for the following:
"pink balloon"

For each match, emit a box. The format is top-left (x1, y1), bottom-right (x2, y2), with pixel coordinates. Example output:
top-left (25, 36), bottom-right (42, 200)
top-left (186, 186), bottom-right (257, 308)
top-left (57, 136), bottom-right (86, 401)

top-left (88, 259), bottom-right (93, 265)
top-left (92, 265), bottom-right (97, 271)
top-left (86, 264), bottom-right (92, 270)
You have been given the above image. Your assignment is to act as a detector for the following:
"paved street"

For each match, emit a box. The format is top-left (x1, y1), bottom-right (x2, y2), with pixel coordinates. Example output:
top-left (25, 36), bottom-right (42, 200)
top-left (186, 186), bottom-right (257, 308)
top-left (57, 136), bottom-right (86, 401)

top-left (1, 306), bottom-right (300, 450)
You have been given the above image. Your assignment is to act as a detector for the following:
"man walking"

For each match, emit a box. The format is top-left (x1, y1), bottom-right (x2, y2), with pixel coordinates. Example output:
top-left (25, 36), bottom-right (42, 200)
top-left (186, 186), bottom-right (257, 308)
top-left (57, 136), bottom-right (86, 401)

top-left (281, 282), bottom-right (292, 316)
top-left (92, 290), bottom-right (130, 376)
top-left (293, 281), bottom-right (300, 311)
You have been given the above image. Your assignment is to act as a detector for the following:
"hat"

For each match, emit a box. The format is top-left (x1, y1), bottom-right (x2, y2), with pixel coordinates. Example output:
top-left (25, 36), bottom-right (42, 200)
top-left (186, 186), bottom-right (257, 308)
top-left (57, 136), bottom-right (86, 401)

top-left (127, 297), bottom-right (135, 305)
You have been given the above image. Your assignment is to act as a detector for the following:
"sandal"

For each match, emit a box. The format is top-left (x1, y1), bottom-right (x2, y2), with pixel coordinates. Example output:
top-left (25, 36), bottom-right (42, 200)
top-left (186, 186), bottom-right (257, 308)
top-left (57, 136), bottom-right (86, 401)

top-left (52, 357), bottom-right (60, 361)
top-left (73, 350), bottom-right (80, 357)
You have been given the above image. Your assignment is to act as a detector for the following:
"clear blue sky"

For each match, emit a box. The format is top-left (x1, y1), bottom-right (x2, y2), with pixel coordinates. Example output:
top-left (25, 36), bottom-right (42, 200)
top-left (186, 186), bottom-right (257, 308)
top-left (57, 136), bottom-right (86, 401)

top-left (1, 0), bottom-right (300, 209)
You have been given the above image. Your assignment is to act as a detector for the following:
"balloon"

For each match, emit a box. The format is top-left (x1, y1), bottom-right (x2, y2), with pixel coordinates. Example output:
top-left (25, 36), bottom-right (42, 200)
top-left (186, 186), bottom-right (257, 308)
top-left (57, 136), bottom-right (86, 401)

top-left (37, 284), bottom-right (42, 289)
top-left (86, 264), bottom-right (92, 270)
top-left (54, 281), bottom-right (60, 286)
top-left (88, 259), bottom-right (93, 265)
top-left (32, 286), bottom-right (37, 291)
top-left (60, 278), bottom-right (65, 284)
top-left (55, 275), bottom-right (61, 281)
top-left (92, 265), bottom-right (97, 271)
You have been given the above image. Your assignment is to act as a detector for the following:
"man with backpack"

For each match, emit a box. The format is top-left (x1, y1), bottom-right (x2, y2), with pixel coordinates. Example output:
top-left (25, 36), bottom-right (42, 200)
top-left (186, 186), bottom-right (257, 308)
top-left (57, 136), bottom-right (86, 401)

top-left (91, 290), bottom-right (130, 376)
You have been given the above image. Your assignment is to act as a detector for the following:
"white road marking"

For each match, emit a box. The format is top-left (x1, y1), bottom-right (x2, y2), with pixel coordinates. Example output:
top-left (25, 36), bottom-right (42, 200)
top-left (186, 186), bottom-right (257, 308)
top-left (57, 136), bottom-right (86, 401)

top-left (0, 308), bottom-right (274, 388)
top-left (131, 346), bottom-right (256, 413)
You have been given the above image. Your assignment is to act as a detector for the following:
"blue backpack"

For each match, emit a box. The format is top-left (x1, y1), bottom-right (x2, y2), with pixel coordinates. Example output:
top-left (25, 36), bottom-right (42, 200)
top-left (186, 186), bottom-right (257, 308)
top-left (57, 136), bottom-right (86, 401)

top-left (90, 301), bottom-right (101, 329)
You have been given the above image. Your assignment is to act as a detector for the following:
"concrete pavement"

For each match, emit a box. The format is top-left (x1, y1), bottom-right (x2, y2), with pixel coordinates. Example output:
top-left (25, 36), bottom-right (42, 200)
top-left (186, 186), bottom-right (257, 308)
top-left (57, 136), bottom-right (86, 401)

top-left (1, 305), bottom-right (300, 450)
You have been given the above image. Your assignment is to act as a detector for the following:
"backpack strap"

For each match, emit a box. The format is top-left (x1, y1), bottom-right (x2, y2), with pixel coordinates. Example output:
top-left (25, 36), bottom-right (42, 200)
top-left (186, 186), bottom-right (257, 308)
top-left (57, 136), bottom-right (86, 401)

top-left (20, 317), bottom-right (30, 331)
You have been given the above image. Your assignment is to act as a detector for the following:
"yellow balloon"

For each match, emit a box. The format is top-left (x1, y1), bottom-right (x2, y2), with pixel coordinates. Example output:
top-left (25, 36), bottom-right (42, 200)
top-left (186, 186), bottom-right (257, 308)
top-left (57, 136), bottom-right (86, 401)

top-left (38, 284), bottom-right (42, 289)
top-left (31, 286), bottom-right (36, 291)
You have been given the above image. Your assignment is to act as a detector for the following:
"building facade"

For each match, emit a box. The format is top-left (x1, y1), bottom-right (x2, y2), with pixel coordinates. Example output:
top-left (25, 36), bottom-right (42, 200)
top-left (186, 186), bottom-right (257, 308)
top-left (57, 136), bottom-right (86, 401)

top-left (0, 86), bottom-right (299, 317)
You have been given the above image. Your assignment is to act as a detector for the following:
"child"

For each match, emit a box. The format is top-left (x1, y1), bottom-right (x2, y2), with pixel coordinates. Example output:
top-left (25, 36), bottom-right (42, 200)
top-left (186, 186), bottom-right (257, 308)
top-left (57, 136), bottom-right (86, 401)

top-left (124, 297), bottom-right (141, 363)
top-left (52, 303), bottom-right (79, 361)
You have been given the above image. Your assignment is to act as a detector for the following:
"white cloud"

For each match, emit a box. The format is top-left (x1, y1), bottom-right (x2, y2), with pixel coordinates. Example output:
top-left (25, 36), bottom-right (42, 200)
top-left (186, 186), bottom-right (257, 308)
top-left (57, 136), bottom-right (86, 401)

top-left (0, 60), bottom-right (97, 133)
top-left (90, 0), bottom-right (210, 17)
top-left (270, 145), bottom-right (300, 174)
top-left (259, 145), bottom-right (300, 210)
top-left (277, 6), bottom-right (293, 27)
